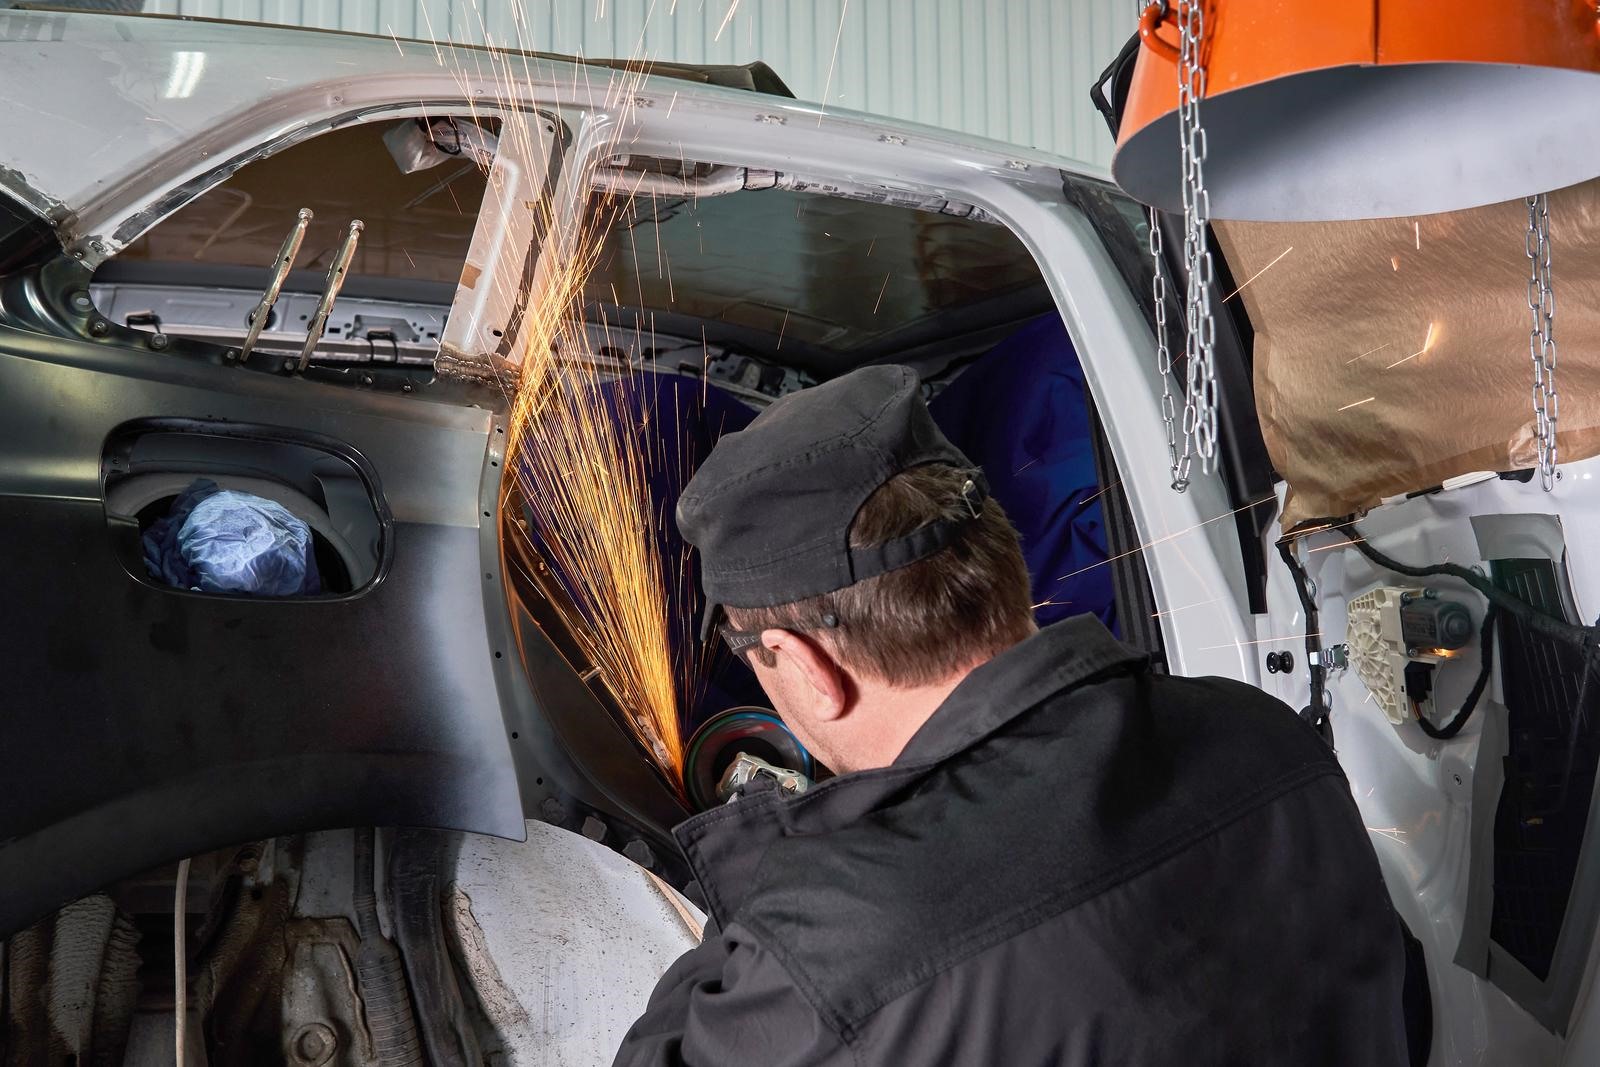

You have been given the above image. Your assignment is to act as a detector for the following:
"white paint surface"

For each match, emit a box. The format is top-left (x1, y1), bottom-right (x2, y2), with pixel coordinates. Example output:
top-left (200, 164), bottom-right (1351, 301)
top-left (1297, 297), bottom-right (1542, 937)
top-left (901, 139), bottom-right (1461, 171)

top-left (449, 821), bottom-right (702, 1064)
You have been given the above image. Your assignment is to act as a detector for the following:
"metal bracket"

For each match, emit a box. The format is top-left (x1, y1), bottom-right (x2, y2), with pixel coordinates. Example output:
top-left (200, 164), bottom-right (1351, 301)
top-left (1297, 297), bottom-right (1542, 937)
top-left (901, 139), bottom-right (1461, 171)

top-left (1310, 643), bottom-right (1349, 671)
top-left (240, 208), bottom-right (312, 365)
top-left (296, 219), bottom-right (363, 372)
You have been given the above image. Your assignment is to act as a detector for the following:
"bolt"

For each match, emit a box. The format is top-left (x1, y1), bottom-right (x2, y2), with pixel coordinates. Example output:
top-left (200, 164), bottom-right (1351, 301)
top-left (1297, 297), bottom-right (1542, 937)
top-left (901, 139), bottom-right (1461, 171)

top-left (1400, 592), bottom-right (1414, 606)
top-left (224, 349), bottom-right (239, 362)
top-left (1453, 773), bottom-right (1464, 786)
top-left (581, 815), bottom-right (608, 842)
top-left (149, 332), bottom-right (169, 351)
top-left (401, 381), bottom-right (414, 393)
top-left (1406, 646), bottom-right (1419, 658)
top-left (359, 374), bottom-right (374, 386)
top-left (291, 1022), bottom-right (337, 1065)
top-left (623, 839), bottom-right (656, 869)
top-left (540, 797), bottom-right (566, 824)
top-left (87, 318), bottom-right (108, 336)
top-left (1424, 588), bottom-right (1438, 599)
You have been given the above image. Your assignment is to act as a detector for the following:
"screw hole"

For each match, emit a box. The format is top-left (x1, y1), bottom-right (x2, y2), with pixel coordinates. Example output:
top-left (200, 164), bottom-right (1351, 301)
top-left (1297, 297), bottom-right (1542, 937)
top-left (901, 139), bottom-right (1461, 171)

top-left (535, 776), bottom-right (543, 785)
top-left (511, 731), bottom-right (519, 740)
top-left (494, 651), bottom-right (503, 659)
top-left (486, 572), bottom-right (493, 580)
top-left (484, 511), bottom-right (492, 517)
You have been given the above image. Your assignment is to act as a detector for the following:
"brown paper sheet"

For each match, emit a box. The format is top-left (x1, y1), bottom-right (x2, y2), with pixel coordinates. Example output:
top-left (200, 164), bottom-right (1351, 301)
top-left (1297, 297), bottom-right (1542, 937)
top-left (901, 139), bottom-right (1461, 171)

top-left (1216, 180), bottom-right (1600, 526)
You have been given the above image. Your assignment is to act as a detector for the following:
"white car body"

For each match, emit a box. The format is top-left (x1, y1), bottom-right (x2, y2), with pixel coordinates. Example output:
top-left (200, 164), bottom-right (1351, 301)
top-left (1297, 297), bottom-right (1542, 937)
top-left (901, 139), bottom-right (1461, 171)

top-left (4, 10), bottom-right (1600, 1065)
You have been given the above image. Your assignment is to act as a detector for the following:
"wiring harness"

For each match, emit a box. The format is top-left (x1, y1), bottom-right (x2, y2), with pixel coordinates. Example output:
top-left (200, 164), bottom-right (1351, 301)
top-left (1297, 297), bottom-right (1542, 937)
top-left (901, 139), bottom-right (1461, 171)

top-left (1280, 518), bottom-right (1600, 807)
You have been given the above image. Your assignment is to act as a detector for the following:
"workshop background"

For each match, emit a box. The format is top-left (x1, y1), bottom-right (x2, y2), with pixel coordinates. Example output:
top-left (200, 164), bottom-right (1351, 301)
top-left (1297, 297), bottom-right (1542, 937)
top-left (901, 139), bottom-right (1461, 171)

top-left (40, 0), bottom-right (1131, 167)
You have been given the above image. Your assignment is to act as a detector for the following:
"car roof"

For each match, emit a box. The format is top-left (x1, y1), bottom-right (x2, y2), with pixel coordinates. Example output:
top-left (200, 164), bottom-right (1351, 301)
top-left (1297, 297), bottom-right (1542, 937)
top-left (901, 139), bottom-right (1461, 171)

top-left (0, 8), bottom-right (1098, 260)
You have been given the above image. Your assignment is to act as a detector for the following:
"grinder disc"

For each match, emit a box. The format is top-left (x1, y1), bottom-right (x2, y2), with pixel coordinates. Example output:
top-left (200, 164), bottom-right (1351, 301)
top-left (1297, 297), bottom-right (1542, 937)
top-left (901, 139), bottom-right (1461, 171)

top-left (683, 707), bottom-right (813, 811)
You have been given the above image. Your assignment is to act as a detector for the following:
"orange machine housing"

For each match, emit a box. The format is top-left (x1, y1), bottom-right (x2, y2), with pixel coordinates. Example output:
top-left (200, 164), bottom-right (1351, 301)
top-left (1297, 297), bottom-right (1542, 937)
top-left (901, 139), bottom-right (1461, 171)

top-left (1111, 1), bottom-right (1600, 221)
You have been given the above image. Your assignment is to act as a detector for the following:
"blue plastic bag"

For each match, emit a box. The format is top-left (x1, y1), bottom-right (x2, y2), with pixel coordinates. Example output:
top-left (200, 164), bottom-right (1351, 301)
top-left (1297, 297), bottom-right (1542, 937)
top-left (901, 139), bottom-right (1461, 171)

top-left (142, 478), bottom-right (322, 596)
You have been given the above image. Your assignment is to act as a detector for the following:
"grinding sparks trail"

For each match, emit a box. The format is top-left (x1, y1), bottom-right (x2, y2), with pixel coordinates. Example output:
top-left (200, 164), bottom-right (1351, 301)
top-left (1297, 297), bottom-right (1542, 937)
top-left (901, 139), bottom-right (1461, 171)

top-left (1385, 321), bottom-right (1438, 369)
top-left (1052, 495), bottom-right (1279, 584)
top-left (1221, 245), bottom-right (1292, 303)
top-left (427, 8), bottom-right (691, 787)
top-left (1345, 342), bottom-right (1390, 365)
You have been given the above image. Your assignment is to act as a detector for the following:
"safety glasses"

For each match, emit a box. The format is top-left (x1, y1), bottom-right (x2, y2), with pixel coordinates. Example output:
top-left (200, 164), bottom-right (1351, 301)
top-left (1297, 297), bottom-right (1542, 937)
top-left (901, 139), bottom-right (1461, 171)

top-left (717, 624), bottom-right (766, 661)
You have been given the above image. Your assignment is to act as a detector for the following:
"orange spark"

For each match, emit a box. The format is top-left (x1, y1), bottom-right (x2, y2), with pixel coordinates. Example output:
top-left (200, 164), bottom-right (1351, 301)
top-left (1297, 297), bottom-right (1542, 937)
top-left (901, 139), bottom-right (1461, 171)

top-left (1222, 245), bottom-right (1292, 303)
top-left (1385, 321), bottom-right (1438, 369)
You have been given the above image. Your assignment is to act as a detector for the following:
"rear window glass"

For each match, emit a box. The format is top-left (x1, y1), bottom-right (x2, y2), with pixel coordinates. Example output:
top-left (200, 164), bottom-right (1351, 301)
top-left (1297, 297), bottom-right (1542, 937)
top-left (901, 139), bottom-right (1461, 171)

top-left (115, 120), bottom-right (489, 288)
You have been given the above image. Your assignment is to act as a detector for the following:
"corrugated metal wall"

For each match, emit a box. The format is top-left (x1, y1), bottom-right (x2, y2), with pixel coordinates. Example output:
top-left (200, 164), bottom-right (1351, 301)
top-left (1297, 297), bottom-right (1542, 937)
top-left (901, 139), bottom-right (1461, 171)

top-left (140, 0), bottom-right (1132, 168)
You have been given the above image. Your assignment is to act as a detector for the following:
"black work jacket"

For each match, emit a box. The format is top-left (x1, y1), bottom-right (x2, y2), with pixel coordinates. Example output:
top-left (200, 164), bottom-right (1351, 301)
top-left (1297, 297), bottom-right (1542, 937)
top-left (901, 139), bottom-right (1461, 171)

top-left (615, 616), bottom-right (1410, 1066)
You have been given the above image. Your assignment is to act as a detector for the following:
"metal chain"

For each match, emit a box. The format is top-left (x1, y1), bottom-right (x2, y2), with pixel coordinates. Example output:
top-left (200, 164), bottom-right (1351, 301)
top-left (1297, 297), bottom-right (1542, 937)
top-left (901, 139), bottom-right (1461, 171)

top-left (1149, 207), bottom-right (1189, 488)
top-left (1525, 193), bottom-right (1559, 491)
top-left (1176, 0), bottom-right (1218, 488)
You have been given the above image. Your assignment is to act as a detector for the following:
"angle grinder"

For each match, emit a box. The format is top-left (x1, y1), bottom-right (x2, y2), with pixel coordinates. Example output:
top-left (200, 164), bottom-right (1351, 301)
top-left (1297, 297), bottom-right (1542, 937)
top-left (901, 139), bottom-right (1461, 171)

top-left (683, 706), bottom-right (815, 810)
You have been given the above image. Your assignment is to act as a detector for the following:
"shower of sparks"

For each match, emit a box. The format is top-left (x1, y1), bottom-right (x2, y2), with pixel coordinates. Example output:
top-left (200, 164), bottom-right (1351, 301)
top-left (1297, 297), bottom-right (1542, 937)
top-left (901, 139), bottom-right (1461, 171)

top-left (1414, 222), bottom-right (1421, 251)
top-left (872, 272), bottom-right (892, 314)
top-left (1337, 396), bottom-right (1375, 412)
top-left (1076, 477), bottom-right (1123, 508)
top-left (1385, 321), bottom-right (1438, 369)
top-left (1199, 632), bottom-right (1323, 652)
top-left (817, 0), bottom-right (852, 123)
top-left (1151, 595), bottom-right (1227, 619)
top-left (1307, 536), bottom-right (1364, 553)
top-left (1221, 245), bottom-right (1292, 303)
top-left (1344, 342), bottom-right (1390, 365)
top-left (713, 0), bottom-right (741, 41)
top-left (1053, 494), bottom-right (1278, 584)
top-left (420, 3), bottom-right (699, 788)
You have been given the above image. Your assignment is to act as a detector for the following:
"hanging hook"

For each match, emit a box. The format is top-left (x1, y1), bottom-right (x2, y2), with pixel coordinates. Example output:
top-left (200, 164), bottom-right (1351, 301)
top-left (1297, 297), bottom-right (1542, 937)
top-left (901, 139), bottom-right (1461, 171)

top-left (1139, 1), bottom-right (1184, 62)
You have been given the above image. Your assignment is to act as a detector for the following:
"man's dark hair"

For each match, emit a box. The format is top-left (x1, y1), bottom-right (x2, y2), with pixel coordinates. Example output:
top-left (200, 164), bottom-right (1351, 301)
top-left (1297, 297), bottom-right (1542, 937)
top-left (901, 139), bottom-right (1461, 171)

top-left (728, 463), bottom-right (1035, 686)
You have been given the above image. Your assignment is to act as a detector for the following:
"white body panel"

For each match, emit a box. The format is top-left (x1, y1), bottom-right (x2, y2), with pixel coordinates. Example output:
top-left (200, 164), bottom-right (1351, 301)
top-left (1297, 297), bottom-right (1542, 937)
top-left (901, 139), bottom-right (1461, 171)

top-left (449, 820), bottom-right (702, 1065)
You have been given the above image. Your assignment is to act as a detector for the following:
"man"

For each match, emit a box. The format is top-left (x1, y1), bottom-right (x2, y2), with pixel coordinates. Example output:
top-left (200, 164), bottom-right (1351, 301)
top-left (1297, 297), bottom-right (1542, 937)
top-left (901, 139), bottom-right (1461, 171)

top-left (615, 365), bottom-right (1411, 1065)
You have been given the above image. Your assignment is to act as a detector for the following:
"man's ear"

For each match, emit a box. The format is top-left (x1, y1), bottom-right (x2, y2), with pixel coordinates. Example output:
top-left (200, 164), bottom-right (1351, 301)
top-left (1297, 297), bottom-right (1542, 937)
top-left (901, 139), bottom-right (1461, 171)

top-left (762, 629), bottom-right (849, 721)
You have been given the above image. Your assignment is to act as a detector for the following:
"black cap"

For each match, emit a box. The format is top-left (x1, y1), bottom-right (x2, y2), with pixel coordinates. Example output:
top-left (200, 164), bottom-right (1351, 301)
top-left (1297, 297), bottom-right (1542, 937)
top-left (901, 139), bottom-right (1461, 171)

top-left (676, 365), bottom-right (987, 633)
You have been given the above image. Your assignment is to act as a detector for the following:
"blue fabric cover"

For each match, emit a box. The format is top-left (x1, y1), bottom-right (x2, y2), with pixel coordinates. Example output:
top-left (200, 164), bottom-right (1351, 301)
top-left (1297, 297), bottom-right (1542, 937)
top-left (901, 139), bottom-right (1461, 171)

top-left (142, 478), bottom-right (322, 596)
top-left (928, 313), bottom-right (1115, 632)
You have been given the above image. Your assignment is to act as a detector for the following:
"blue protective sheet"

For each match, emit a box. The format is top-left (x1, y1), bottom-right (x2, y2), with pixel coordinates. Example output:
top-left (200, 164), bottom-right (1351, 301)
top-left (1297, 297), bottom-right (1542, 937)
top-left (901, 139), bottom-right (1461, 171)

top-left (929, 313), bottom-right (1115, 632)
top-left (142, 478), bottom-right (322, 596)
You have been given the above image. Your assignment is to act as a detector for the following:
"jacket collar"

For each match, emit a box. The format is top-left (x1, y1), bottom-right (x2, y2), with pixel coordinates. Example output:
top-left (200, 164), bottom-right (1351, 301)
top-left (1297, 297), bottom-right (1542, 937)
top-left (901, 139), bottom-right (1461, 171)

top-left (674, 615), bottom-right (1147, 927)
top-left (894, 614), bottom-right (1145, 765)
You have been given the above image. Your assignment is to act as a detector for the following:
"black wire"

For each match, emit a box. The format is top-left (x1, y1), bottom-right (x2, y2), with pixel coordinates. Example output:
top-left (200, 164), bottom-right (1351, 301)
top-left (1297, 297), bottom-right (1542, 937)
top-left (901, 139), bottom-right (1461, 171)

top-left (1275, 540), bottom-right (1329, 735)
top-left (1414, 606), bottom-right (1499, 741)
top-left (1330, 520), bottom-right (1597, 652)
top-left (1317, 521), bottom-right (1600, 777)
